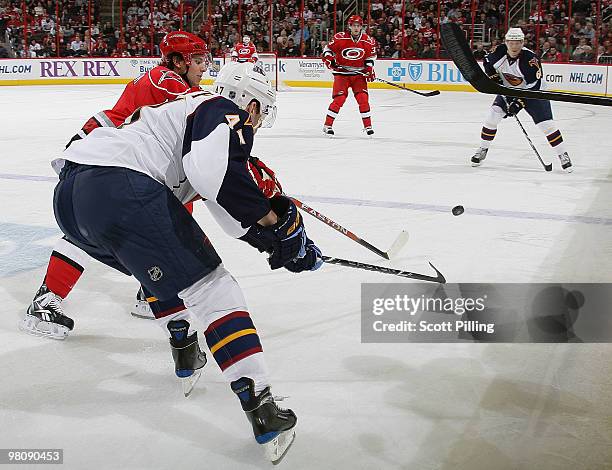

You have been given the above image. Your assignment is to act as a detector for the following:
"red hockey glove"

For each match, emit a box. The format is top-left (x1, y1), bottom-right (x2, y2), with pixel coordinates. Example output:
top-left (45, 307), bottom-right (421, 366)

top-left (322, 55), bottom-right (336, 70)
top-left (248, 156), bottom-right (283, 198)
top-left (364, 66), bottom-right (375, 82)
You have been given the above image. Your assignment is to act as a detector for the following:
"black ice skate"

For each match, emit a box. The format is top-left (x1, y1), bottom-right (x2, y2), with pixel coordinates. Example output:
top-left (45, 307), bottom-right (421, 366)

top-left (363, 126), bottom-right (374, 136)
top-left (130, 287), bottom-right (155, 320)
top-left (231, 377), bottom-right (297, 464)
top-left (471, 147), bottom-right (488, 167)
top-left (168, 320), bottom-right (207, 397)
top-left (558, 152), bottom-right (573, 173)
top-left (322, 125), bottom-right (334, 136)
top-left (21, 284), bottom-right (74, 340)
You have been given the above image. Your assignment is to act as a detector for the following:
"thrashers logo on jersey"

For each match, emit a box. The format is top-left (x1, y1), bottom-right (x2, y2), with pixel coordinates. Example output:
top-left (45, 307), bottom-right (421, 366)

top-left (503, 73), bottom-right (524, 86)
top-left (529, 57), bottom-right (542, 79)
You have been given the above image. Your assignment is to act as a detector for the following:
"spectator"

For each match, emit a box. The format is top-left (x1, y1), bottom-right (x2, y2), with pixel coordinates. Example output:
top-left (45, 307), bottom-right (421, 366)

top-left (285, 37), bottom-right (298, 56)
top-left (473, 42), bottom-right (486, 60)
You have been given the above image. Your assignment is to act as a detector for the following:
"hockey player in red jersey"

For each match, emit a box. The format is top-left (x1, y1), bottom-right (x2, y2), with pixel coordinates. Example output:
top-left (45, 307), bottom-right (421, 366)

top-left (23, 31), bottom-right (212, 334)
top-left (322, 15), bottom-right (377, 136)
top-left (231, 35), bottom-right (259, 63)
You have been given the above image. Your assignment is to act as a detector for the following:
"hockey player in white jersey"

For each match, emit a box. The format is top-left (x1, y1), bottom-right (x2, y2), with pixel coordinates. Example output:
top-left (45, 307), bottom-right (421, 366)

top-left (471, 28), bottom-right (573, 172)
top-left (45, 61), bottom-right (321, 463)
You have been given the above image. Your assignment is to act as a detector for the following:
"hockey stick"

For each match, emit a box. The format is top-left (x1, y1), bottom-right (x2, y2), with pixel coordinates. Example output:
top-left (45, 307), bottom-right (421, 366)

top-left (440, 23), bottom-right (612, 107)
top-left (374, 77), bottom-right (441, 97)
top-left (501, 97), bottom-right (553, 171)
top-left (322, 256), bottom-right (446, 283)
top-left (291, 197), bottom-right (409, 260)
top-left (513, 115), bottom-right (553, 171)
top-left (336, 65), bottom-right (440, 97)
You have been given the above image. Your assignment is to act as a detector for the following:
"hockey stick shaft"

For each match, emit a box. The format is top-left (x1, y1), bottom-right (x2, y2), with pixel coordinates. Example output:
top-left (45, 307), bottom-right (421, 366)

top-left (291, 197), bottom-right (393, 259)
top-left (335, 66), bottom-right (439, 96)
top-left (513, 114), bottom-right (553, 171)
top-left (374, 77), bottom-right (441, 97)
top-left (322, 256), bottom-right (446, 283)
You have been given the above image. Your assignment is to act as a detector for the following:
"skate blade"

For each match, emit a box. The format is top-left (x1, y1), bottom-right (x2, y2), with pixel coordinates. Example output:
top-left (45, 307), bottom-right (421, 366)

top-left (19, 315), bottom-right (69, 340)
top-left (130, 310), bottom-right (156, 320)
top-left (263, 428), bottom-right (296, 465)
top-left (130, 302), bottom-right (156, 320)
top-left (181, 369), bottom-right (202, 397)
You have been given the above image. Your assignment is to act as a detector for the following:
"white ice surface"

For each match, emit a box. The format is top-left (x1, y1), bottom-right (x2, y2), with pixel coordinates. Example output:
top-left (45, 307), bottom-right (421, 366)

top-left (1, 85), bottom-right (612, 469)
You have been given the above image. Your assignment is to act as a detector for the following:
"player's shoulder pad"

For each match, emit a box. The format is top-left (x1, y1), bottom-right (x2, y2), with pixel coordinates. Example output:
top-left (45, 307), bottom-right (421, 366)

top-left (184, 95), bottom-right (252, 155)
top-left (333, 32), bottom-right (348, 40)
top-left (149, 65), bottom-right (189, 93)
top-left (486, 43), bottom-right (507, 61)
top-left (150, 65), bottom-right (187, 85)
top-left (519, 47), bottom-right (539, 65)
top-left (361, 33), bottom-right (376, 45)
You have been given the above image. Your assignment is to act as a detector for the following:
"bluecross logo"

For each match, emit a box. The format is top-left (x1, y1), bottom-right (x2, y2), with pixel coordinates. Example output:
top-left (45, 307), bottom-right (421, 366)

top-left (387, 62), bottom-right (406, 82)
top-left (408, 63), bottom-right (423, 81)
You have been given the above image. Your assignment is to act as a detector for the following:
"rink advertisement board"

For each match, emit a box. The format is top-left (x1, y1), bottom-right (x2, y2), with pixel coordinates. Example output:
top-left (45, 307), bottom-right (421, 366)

top-left (0, 57), bottom-right (610, 96)
top-left (361, 283), bottom-right (612, 343)
top-left (541, 63), bottom-right (609, 96)
top-left (0, 57), bottom-right (162, 85)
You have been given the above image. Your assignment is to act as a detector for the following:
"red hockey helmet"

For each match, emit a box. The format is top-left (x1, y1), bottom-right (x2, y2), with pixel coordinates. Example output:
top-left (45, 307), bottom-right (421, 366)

top-left (347, 15), bottom-right (363, 27)
top-left (160, 31), bottom-right (208, 66)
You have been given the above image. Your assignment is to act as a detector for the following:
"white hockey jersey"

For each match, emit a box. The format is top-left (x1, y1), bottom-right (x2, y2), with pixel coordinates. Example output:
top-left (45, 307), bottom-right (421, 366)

top-left (483, 44), bottom-right (543, 90)
top-left (53, 91), bottom-right (270, 238)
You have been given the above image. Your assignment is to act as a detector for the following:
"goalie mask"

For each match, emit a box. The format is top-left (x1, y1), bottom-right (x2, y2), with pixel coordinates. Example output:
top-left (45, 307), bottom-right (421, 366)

top-left (214, 61), bottom-right (277, 129)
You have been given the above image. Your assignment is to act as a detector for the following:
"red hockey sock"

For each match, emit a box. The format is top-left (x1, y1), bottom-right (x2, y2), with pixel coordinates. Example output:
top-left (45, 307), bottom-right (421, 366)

top-left (355, 92), bottom-right (372, 128)
top-left (44, 251), bottom-right (85, 299)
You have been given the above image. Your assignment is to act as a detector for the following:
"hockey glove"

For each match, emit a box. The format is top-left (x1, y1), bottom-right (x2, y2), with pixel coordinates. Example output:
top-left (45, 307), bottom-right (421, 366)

top-left (239, 195), bottom-right (308, 270)
top-left (248, 156), bottom-right (283, 198)
top-left (323, 55), bottom-right (336, 70)
top-left (505, 97), bottom-right (525, 117)
top-left (364, 66), bottom-right (376, 82)
top-left (284, 237), bottom-right (324, 273)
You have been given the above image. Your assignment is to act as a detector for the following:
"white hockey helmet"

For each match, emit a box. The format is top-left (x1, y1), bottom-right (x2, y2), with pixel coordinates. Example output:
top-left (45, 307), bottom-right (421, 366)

top-left (505, 27), bottom-right (525, 41)
top-left (214, 61), bottom-right (277, 128)
top-left (243, 35), bottom-right (251, 45)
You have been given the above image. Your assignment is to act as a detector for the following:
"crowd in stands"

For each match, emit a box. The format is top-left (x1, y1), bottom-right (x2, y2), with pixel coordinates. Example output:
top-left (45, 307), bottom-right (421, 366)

top-left (0, 0), bottom-right (610, 64)
top-left (0, 0), bottom-right (197, 58)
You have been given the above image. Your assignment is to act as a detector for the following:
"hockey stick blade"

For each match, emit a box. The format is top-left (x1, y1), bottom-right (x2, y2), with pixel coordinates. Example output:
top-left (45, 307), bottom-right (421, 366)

top-left (375, 78), bottom-right (441, 97)
top-left (441, 23), bottom-right (612, 107)
top-left (322, 256), bottom-right (446, 283)
top-left (385, 230), bottom-right (410, 259)
top-left (292, 197), bottom-right (407, 260)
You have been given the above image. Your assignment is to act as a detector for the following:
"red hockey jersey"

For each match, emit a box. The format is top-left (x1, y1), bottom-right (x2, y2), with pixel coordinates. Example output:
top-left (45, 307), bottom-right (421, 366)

top-left (322, 32), bottom-right (377, 75)
top-left (231, 43), bottom-right (258, 62)
top-left (72, 65), bottom-right (198, 143)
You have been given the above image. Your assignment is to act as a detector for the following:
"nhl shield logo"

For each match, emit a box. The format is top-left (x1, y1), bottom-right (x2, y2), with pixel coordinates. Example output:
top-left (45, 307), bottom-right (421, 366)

top-left (148, 266), bottom-right (163, 281)
top-left (408, 63), bottom-right (423, 81)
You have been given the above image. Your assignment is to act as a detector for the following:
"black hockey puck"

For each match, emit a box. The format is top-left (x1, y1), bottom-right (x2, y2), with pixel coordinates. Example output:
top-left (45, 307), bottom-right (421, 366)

top-left (452, 205), bottom-right (464, 216)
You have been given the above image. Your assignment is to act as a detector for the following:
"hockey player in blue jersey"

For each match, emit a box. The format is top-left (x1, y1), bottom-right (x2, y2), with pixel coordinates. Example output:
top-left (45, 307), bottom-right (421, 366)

top-left (45, 61), bottom-right (320, 463)
top-left (471, 27), bottom-right (573, 172)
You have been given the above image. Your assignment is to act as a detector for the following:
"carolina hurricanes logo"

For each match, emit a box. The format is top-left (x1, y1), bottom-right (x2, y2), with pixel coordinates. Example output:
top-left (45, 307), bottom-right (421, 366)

top-left (239, 48), bottom-right (251, 54)
top-left (157, 69), bottom-right (186, 86)
top-left (502, 73), bottom-right (524, 86)
top-left (342, 48), bottom-right (365, 60)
